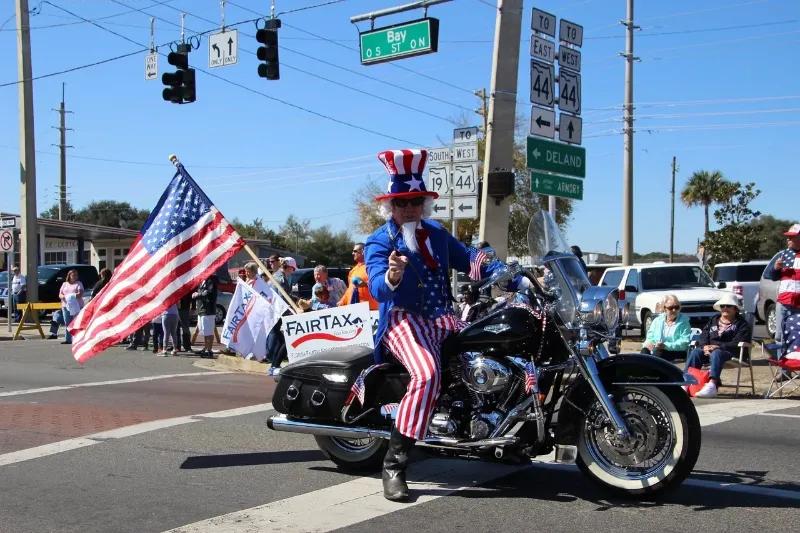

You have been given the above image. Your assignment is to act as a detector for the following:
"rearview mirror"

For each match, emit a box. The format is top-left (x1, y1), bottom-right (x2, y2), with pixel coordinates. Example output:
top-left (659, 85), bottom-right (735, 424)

top-left (717, 282), bottom-right (727, 289)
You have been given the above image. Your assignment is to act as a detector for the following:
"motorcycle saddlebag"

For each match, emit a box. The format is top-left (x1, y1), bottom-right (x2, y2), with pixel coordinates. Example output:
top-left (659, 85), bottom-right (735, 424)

top-left (272, 346), bottom-right (376, 420)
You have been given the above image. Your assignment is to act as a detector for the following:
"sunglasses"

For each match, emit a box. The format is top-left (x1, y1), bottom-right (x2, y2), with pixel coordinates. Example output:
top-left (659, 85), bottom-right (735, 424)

top-left (392, 197), bottom-right (425, 208)
top-left (665, 305), bottom-right (680, 311)
top-left (352, 250), bottom-right (362, 254)
top-left (720, 304), bottom-right (737, 309)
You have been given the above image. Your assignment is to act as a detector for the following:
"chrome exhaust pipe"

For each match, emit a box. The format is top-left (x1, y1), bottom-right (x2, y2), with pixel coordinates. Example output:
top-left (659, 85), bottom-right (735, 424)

top-left (267, 415), bottom-right (518, 449)
top-left (267, 415), bottom-right (391, 439)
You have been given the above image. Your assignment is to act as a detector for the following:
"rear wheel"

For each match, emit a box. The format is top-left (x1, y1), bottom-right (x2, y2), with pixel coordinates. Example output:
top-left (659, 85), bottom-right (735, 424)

top-left (576, 385), bottom-right (701, 498)
top-left (640, 310), bottom-right (652, 337)
top-left (765, 303), bottom-right (777, 338)
top-left (314, 435), bottom-right (388, 472)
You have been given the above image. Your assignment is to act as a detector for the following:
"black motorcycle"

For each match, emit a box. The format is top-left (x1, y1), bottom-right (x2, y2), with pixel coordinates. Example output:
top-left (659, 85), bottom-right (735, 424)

top-left (267, 212), bottom-right (701, 497)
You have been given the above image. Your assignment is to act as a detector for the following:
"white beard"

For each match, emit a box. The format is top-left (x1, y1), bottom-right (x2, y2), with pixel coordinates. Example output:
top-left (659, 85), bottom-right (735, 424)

top-left (400, 221), bottom-right (419, 254)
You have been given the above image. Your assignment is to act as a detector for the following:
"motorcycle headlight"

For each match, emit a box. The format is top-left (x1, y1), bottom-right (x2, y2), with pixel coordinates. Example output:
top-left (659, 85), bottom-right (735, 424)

top-left (603, 291), bottom-right (619, 329)
top-left (579, 298), bottom-right (604, 326)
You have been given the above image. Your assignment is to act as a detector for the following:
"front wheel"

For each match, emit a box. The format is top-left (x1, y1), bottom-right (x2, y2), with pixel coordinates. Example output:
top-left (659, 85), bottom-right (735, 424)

top-left (576, 385), bottom-right (701, 498)
top-left (314, 435), bottom-right (388, 472)
top-left (765, 303), bottom-right (777, 337)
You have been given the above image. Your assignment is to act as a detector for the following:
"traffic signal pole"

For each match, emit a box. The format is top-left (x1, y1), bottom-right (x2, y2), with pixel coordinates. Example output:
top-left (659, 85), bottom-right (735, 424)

top-left (478, 0), bottom-right (523, 261)
top-left (15, 0), bottom-right (39, 300)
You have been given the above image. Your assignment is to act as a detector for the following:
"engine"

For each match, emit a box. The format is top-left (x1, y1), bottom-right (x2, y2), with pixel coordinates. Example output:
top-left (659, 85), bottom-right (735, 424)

top-left (428, 352), bottom-right (527, 441)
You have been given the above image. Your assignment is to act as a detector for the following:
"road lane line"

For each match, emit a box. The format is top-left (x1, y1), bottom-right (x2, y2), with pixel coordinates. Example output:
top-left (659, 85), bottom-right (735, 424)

top-left (0, 371), bottom-right (234, 398)
top-left (0, 403), bottom-right (272, 468)
top-left (757, 412), bottom-right (800, 419)
top-left (161, 399), bottom-right (800, 533)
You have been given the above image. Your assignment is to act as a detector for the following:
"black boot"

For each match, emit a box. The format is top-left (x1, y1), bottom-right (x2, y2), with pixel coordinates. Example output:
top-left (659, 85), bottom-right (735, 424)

top-left (382, 427), bottom-right (416, 502)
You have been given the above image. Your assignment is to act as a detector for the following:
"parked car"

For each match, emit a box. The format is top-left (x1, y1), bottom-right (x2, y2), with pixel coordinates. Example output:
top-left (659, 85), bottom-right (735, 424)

top-left (599, 262), bottom-right (729, 335)
top-left (757, 252), bottom-right (782, 338)
top-left (289, 267), bottom-right (352, 300)
top-left (711, 260), bottom-right (769, 317)
top-left (0, 264), bottom-right (99, 317)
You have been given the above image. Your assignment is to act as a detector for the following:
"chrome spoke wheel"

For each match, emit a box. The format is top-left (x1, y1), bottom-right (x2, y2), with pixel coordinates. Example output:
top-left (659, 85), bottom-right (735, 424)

top-left (328, 437), bottom-right (378, 454)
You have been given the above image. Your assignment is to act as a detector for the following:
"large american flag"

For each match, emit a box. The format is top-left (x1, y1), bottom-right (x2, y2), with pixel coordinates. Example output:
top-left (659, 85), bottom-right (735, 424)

top-left (468, 247), bottom-right (488, 280)
top-left (69, 162), bottom-right (245, 364)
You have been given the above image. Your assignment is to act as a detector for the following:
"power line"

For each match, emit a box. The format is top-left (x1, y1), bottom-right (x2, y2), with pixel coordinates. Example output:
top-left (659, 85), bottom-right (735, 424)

top-left (44, 1), bottom-right (427, 146)
top-left (108, 0), bottom-right (466, 122)
top-left (0, 49), bottom-right (146, 87)
top-left (586, 107), bottom-right (800, 124)
top-left (0, 0), bottom-right (176, 31)
top-left (204, 163), bottom-right (376, 188)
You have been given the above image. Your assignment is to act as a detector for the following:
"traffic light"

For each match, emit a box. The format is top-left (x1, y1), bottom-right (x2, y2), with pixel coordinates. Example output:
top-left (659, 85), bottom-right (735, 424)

top-left (162, 43), bottom-right (196, 104)
top-left (256, 18), bottom-right (281, 80)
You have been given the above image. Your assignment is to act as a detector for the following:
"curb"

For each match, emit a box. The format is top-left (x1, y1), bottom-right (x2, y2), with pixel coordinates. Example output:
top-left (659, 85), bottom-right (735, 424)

top-left (193, 353), bottom-right (271, 375)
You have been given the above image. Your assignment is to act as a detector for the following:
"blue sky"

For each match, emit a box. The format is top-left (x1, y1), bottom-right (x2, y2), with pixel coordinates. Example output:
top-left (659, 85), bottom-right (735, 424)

top-left (1, 0), bottom-right (797, 256)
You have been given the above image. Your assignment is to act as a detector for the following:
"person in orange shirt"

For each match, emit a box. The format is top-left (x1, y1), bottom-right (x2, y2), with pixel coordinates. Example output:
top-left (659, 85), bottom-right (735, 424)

top-left (338, 242), bottom-right (379, 310)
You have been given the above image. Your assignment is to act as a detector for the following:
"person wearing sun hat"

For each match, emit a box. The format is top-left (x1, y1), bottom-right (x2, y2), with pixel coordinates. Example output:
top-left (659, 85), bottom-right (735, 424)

top-left (363, 148), bottom-right (522, 502)
top-left (684, 292), bottom-right (751, 398)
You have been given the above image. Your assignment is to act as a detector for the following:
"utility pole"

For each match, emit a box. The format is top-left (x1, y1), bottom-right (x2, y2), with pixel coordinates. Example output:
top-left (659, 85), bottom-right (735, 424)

top-left (478, 0), bottom-right (523, 261)
top-left (15, 0), bottom-right (38, 301)
top-left (53, 82), bottom-right (73, 221)
top-left (474, 88), bottom-right (488, 134)
top-left (670, 156), bottom-right (677, 263)
top-left (620, 0), bottom-right (638, 266)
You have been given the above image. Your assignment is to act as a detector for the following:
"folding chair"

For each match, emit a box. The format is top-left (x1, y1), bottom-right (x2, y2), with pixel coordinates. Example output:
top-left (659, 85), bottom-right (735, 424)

top-left (720, 312), bottom-right (756, 398)
top-left (762, 341), bottom-right (800, 398)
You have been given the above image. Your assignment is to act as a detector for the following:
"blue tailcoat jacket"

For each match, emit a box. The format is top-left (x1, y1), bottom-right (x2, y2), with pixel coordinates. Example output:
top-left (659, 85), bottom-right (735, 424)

top-left (365, 218), bottom-right (486, 363)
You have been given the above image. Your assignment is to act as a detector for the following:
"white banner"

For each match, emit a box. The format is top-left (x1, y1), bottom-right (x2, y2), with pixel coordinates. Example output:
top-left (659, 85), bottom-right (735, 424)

top-left (282, 302), bottom-right (375, 363)
top-left (221, 279), bottom-right (287, 361)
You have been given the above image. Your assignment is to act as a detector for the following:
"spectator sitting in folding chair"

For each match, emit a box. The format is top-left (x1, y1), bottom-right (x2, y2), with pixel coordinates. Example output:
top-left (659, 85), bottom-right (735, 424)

top-left (641, 294), bottom-right (692, 361)
top-left (685, 293), bottom-right (751, 398)
top-left (764, 313), bottom-right (800, 397)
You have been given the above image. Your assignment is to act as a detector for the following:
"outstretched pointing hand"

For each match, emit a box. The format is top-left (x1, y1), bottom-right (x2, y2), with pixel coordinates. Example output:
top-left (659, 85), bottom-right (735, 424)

top-left (388, 251), bottom-right (408, 285)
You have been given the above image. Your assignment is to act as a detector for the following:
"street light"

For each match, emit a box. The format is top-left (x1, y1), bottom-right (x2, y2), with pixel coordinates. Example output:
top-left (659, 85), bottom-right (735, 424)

top-left (615, 241), bottom-right (620, 261)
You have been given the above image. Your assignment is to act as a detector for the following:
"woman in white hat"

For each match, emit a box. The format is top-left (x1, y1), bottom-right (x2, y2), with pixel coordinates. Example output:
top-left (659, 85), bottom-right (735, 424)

top-left (685, 293), bottom-right (751, 397)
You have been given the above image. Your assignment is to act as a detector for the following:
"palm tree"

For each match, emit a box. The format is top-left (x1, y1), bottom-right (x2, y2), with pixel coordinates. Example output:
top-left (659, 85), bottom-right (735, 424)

top-left (680, 170), bottom-right (731, 237)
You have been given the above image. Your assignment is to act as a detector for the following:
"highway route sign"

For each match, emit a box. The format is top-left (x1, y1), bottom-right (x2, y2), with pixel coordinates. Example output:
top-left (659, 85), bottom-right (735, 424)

top-left (453, 196), bottom-right (478, 219)
top-left (431, 198), bottom-right (450, 220)
top-left (527, 136), bottom-right (586, 178)
top-left (452, 163), bottom-right (478, 197)
top-left (530, 35), bottom-right (555, 63)
top-left (145, 52), bottom-right (158, 81)
top-left (559, 19), bottom-right (583, 47)
top-left (208, 30), bottom-right (238, 68)
top-left (558, 114), bottom-right (582, 145)
top-left (557, 45), bottom-right (581, 72)
top-left (530, 107), bottom-right (555, 139)
top-left (453, 127), bottom-right (478, 145)
top-left (530, 59), bottom-right (554, 108)
top-left (558, 70), bottom-right (581, 115)
top-left (427, 147), bottom-right (451, 166)
top-left (453, 144), bottom-right (479, 163)
top-left (427, 166), bottom-right (450, 197)
top-left (0, 230), bottom-right (13, 252)
top-left (531, 172), bottom-right (583, 201)
top-left (531, 8), bottom-right (556, 38)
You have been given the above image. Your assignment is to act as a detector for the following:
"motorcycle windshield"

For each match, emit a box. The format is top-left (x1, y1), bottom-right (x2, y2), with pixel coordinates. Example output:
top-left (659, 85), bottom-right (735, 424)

top-left (527, 211), bottom-right (590, 326)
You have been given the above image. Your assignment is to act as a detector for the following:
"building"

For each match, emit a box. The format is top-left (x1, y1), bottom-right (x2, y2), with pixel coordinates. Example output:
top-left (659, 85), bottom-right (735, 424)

top-left (0, 213), bottom-right (305, 272)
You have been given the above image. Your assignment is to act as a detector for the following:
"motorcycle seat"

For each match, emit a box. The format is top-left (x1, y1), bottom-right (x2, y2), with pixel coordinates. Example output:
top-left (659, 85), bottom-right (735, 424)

top-left (288, 345), bottom-right (376, 370)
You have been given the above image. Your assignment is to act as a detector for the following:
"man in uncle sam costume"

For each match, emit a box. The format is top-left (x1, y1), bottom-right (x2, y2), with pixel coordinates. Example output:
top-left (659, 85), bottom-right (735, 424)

top-left (365, 148), bottom-right (520, 502)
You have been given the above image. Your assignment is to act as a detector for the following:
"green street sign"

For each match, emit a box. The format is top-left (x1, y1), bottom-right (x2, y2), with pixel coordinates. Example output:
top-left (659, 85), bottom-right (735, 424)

top-left (526, 136), bottom-right (586, 178)
top-left (530, 172), bottom-right (584, 200)
top-left (359, 18), bottom-right (440, 66)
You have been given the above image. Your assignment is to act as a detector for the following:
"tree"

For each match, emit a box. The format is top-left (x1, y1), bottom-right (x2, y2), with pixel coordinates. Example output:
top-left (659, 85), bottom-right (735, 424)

top-left (40, 200), bottom-right (149, 230)
top-left (351, 115), bottom-right (574, 254)
top-left (750, 215), bottom-right (795, 259)
top-left (305, 226), bottom-right (354, 267)
top-left (230, 217), bottom-right (288, 250)
top-left (701, 182), bottom-right (762, 268)
top-left (680, 170), bottom-right (734, 237)
top-left (279, 214), bottom-right (312, 254)
top-left (40, 201), bottom-right (76, 221)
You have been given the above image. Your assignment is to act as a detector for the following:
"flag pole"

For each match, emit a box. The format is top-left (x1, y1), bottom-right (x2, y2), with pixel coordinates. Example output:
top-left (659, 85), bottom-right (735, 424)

top-left (169, 154), bottom-right (302, 315)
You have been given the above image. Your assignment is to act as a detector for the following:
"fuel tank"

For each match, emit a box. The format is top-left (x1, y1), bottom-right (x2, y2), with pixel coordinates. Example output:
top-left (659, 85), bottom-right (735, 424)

top-left (451, 305), bottom-right (544, 357)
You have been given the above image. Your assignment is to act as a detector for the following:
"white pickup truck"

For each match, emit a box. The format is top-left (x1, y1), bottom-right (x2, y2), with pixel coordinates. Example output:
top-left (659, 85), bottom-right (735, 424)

top-left (599, 262), bottom-right (731, 335)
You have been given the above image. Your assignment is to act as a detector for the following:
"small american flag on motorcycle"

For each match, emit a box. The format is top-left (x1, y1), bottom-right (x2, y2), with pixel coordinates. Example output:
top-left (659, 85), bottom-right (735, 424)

top-left (525, 361), bottom-right (538, 394)
top-left (347, 364), bottom-right (388, 407)
top-left (468, 247), bottom-right (488, 280)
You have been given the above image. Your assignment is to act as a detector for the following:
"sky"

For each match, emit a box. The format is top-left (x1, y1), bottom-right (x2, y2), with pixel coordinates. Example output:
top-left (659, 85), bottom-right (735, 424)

top-left (1, 0), bottom-right (798, 257)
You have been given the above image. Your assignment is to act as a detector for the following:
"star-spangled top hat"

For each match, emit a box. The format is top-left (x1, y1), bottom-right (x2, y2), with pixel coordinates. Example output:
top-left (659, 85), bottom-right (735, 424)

top-left (375, 149), bottom-right (438, 201)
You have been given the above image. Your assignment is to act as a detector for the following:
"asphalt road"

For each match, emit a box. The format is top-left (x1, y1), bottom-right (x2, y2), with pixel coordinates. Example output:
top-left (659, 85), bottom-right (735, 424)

top-left (1, 339), bottom-right (798, 533)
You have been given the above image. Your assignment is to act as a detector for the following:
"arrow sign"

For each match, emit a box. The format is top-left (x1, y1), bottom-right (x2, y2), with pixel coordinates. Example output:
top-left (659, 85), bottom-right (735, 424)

top-left (536, 116), bottom-right (551, 128)
top-left (558, 115), bottom-right (583, 145)
top-left (0, 230), bottom-right (13, 252)
top-left (532, 148), bottom-right (541, 159)
top-left (530, 106), bottom-right (555, 139)
top-left (458, 203), bottom-right (473, 212)
top-left (212, 43), bottom-right (221, 57)
top-left (228, 37), bottom-right (233, 55)
top-left (434, 204), bottom-right (447, 212)
top-left (567, 121), bottom-right (574, 139)
top-left (527, 136), bottom-right (586, 178)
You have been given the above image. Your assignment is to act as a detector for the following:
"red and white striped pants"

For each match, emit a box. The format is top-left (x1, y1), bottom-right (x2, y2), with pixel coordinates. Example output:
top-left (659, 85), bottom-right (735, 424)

top-left (383, 310), bottom-right (467, 440)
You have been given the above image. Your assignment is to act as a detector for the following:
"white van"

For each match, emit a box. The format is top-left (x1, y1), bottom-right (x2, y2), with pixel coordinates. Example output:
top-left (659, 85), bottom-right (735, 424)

top-left (711, 261), bottom-right (769, 316)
